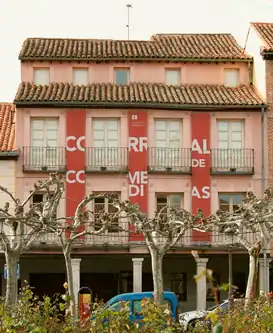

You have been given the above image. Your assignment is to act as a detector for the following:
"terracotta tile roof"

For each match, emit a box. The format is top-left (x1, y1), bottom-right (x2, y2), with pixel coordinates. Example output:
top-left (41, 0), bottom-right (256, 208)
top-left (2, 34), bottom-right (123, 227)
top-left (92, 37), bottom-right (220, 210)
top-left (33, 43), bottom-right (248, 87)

top-left (251, 22), bottom-right (273, 52)
top-left (19, 34), bottom-right (252, 61)
top-left (0, 103), bottom-right (16, 152)
top-left (14, 82), bottom-right (265, 109)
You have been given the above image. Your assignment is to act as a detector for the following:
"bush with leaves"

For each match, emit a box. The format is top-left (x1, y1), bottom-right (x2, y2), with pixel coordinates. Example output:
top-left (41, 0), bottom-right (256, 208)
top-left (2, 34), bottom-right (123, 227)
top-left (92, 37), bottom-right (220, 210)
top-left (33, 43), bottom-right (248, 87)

top-left (192, 295), bottom-right (273, 333)
top-left (0, 284), bottom-right (181, 332)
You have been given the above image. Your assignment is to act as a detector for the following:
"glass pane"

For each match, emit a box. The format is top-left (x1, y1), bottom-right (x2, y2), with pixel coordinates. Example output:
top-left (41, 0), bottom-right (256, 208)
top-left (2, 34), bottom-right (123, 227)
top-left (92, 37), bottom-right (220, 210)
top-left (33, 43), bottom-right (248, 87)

top-left (108, 130), bottom-right (118, 141)
top-left (169, 195), bottom-right (181, 207)
top-left (169, 121), bottom-right (180, 130)
top-left (169, 140), bottom-right (180, 148)
top-left (93, 130), bottom-right (104, 141)
top-left (32, 129), bottom-right (43, 141)
top-left (156, 130), bottom-right (166, 141)
top-left (219, 194), bottom-right (230, 205)
top-left (231, 121), bottom-right (242, 131)
top-left (218, 141), bottom-right (228, 149)
top-left (32, 120), bottom-right (44, 130)
top-left (46, 120), bottom-right (58, 130)
top-left (93, 120), bottom-right (104, 130)
top-left (169, 130), bottom-right (179, 141)
top-left (115, 69), bottom-right (129, 85)
top-left (94, 140), bottom-right (104, 148)
top-left (34, 68), bottom-right (50, 85)
top-left (166, 70), bottom-right (180, 85)
top-left (107, 120), bottom-right (118, 130)
top-left (217, 121), bottom-right (228, 131)
top-left (108, 140), bottom-right (118, 148)
top-left (133, 301), bottom-right (142, 314)
top-left (46, 139), bottom-right (57, 147)
top-left (32, 139), bottom-right (43, 146)
top-left (109, 302), bottom-right (121, 312)
top-left (157, 196), bottom-right (167, 204)
top-left (232, 194), bottom-right (244, 205)
top-left (155, 121), bottom-right (166, 131)
top-left (73, 69), bottom-right (88, 85)
top-left (224, 69), bottom-right (239, 87)
top-left (46, 130), bottom-right (57, 140)
top-left (230, 141), bottom-right (242, 149)
top-left (231, 132), bottom-right (242, 142)
top-left (218, 131), bottom-right (228, 141)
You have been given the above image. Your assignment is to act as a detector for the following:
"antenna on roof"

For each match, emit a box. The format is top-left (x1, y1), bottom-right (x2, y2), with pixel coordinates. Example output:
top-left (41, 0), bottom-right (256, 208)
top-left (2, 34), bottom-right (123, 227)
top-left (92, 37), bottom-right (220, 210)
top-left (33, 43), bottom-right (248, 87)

top-left (126, 4), bottom-right (132, 40)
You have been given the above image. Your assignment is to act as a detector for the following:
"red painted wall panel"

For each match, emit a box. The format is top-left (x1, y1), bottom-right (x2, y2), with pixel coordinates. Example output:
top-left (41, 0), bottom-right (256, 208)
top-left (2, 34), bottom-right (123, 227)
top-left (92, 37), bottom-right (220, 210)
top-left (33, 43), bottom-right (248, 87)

top-left (191, 112), bottom-right (211, 242)
top-left (128, 111), bottom-right (148, 241)
top-left (66, 110), bottom-right (86, 236)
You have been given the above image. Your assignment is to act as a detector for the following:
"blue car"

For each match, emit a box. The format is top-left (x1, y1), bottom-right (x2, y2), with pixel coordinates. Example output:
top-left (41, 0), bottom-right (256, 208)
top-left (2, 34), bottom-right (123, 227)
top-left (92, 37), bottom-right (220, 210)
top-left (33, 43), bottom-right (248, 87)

top-left (92, 291), bottom-right (179, 328)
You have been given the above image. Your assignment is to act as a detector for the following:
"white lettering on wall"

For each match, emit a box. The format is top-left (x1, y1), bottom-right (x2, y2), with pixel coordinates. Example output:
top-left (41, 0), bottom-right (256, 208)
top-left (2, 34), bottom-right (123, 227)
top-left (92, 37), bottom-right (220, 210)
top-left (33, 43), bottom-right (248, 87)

top-left (128, 137), bottom-right (148, 152)
top-left (66, 170), bottom-right (85, 184)
top-left (66, 136), bottom-right (85, 152)
top-left (192, 158), bottom-right (206, 168)
top-left (128, 171), bottom-right (148, 197)
top-left (192, 186), bottom-right (210, 199)
top-left (191, 139), bottom-right (210, 155)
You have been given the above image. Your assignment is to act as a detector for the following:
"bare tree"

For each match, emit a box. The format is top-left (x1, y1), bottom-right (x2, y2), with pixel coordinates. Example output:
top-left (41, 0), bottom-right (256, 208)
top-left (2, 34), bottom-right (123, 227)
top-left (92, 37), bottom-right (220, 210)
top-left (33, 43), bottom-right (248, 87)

top-left (197, 190), bottom-right (273, 308)
top-left (124, 203), bottom-right (203, 305)
top-left (0, 173), bottom-right (64, 305)
top-left (47, 194), bottom-right (131, 319)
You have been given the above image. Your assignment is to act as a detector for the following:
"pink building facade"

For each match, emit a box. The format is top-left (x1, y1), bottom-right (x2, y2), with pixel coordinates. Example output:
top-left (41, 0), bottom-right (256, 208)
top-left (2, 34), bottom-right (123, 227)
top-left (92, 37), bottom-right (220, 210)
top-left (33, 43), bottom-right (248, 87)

top-left (6, 34), bottom-right (267, 310)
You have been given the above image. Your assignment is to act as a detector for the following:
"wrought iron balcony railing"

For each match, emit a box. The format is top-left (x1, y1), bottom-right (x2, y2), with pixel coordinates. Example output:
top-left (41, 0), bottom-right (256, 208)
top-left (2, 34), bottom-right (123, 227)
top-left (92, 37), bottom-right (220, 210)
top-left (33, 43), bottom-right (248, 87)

top-left (23, 146), bottom-right (66, 172)
top-left (86, 147), bottom-right (128, 172)
top-left (148, 147), bottom-right (191, 173)
top-left (210, 149), bottom-right (254, 174)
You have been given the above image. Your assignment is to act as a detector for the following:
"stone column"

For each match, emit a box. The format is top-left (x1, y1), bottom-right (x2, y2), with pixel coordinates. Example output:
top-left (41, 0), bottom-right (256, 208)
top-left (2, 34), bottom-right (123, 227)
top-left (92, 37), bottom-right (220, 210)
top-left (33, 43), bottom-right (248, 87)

top-left (196, 258), bottom-right (208, 310)
top-left (259, 258), bottom-right (272, 294)
top-left (71, 258), bottom-right (81, 312)
top-left (132, 258), bottom-right (144, 292)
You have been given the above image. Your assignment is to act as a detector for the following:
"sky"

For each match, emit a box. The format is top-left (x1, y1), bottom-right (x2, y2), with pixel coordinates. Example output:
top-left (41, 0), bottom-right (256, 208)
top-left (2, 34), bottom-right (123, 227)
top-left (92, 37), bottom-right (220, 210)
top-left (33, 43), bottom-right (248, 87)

top-left (1, 0), bottom-right (273, 102)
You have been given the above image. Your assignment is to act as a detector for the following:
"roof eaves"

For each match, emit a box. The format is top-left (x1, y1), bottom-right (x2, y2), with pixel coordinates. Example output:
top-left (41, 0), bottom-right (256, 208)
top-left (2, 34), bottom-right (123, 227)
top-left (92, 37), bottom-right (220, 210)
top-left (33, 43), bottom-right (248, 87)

top-left (19, 56), bottom-right (253, 62)
top-left (13, 101), bottom-right (266, 111)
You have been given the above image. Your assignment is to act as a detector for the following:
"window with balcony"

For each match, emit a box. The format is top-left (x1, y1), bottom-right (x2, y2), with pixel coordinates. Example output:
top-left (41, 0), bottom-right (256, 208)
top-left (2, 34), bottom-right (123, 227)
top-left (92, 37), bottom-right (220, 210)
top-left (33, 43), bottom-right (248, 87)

top-left (218, 193), bottom-right (245, 213)
top-left (211, 120), bottom-right (253, 173)
top-left (152, 120), bottom-right (182, 171)
top-left (156, 194), bottom-right (183, 227)
top-left (115, 68), bottom-right (130, 85)
top-left (90, 119), bottom-right (124, 171)
top-left (73, 68), bottom-right (89, 85)
top-left (28, 118), bottom-right (61, 171)
top-left (93, 194), bottom-right (120, 232)
top-left (165, 69), bottom-right (181, 85)
top-left (224, 69), bottom-right (239, 87)
top-left (33, 68), bottom-right (50, 85)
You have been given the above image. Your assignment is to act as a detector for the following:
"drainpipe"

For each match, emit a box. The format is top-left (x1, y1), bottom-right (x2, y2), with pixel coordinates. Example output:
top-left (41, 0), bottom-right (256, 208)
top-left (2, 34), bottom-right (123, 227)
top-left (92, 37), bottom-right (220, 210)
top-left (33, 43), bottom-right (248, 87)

top-left (261, 106), bottom-right (267, 293)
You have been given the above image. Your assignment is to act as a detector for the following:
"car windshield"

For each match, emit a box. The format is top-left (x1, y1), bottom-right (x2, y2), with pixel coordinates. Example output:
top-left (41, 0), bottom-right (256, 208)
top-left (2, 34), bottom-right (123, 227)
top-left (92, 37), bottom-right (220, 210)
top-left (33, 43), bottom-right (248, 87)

top-left (207, 301), bottom-right (228, 312)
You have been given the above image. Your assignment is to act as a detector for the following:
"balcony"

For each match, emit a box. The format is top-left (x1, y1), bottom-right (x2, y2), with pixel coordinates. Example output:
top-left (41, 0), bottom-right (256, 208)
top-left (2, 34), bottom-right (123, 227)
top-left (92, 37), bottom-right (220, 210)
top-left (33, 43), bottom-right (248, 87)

top-left (148, 148), bottom-right (191, 174)
top-left (86, 147), bottom-right (128, 172)
top-left (23, 146), bottom-right (66, 172)
top-left (210, 149), bottom-right (254, 175)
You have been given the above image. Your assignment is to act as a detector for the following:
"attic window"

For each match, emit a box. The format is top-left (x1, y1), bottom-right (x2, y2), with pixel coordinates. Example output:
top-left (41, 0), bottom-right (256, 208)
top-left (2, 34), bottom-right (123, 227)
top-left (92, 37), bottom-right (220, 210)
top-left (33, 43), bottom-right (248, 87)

top-left (224, 69), bottom-right (239, 88)
top-left (73, 68), bottom-right (89, 85)
top-left (165, 69), bottom-right (181, 85)
top-left (33, 68), bottom-right (50, 85)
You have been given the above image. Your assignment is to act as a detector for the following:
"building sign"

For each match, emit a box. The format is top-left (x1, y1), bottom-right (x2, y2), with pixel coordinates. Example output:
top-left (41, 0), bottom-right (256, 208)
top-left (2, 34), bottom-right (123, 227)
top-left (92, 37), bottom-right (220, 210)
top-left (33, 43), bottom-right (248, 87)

top-left (128, 111), bottom-right (148, 241)
top-left (191, 113), bottom-right (211, 242)
top-left (66, 110), bottom-right (86, 237)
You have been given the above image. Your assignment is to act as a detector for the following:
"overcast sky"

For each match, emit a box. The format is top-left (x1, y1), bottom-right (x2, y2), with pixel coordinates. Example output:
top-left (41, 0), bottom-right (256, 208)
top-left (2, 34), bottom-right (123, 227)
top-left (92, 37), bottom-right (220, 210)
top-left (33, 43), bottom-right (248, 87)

top-left (1, 0), bottom-right (273, 102)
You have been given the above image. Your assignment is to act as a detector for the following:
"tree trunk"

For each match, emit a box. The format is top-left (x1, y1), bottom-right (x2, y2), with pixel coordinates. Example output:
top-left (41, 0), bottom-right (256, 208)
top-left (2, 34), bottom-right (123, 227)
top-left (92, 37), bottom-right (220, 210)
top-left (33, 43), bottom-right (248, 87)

top-left (5, 252), bottom-right (19, 306)
top-left (150, 248), bottom-right (164, 305)
top-left (63, 248), bottom-right (77, 319)
top-left (245, 252), bottom-right (259, 308)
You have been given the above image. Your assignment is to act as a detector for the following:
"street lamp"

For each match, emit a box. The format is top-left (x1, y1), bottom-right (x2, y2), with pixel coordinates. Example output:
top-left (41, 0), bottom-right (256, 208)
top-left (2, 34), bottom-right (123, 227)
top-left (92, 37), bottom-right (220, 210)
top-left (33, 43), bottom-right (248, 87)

top-left (224, 226), bottom-right (236, 310)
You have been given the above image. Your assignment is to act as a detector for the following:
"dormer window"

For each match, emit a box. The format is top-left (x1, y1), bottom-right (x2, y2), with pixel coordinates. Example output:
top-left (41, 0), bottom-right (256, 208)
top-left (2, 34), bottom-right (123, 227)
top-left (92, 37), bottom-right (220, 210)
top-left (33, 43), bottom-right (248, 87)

top-left (115, 68), bottom-right (130, 85)
top-left (33, 68), bottom-right (50, 85)
top-left (224, 69), bottom-right (239, 87)
top-left (165, 69), bottom-right (181, 85)
top-left (73, 68), bottom-right (89, 85)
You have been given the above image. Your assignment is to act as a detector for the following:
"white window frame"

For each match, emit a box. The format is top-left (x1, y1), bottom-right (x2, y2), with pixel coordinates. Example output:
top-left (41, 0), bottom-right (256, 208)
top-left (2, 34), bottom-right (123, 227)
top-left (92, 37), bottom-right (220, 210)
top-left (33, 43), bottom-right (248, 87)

top-left (217, 120), bottom-right (244, 149)
top-left (114, 68), bottom-right (130, 85)
top-left (156, 194), bottom-right (183, 214)
top-left (30, 118), bottom-right (59, 169)
top-left (93, 194), bottom-right (121, 232)
top-left (72, 68), bottom-right (89, 85)
top-left (224, 68), bottom-right (239, 87)
top-left (218, 193), bottom-right (245, 214)
top-left (33, 68), bottom-right (50, 85)
top-left (165, 68), bottom-right (181, 85)
top-left (92, 118), bottom-right (120, 146)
